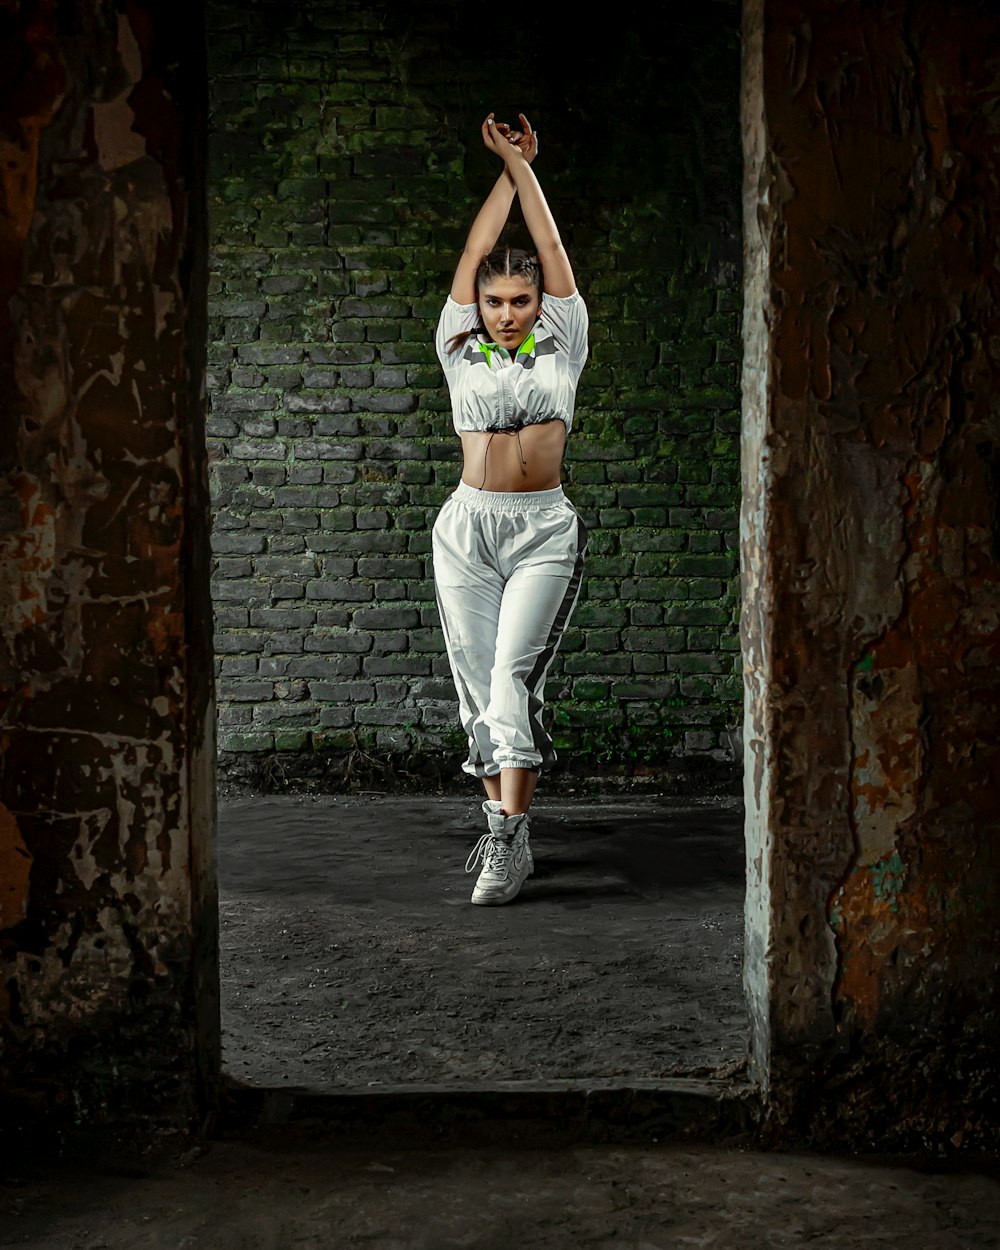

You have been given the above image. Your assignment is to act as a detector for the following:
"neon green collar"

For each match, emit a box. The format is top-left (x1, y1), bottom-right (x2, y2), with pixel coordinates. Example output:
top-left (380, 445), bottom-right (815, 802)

top-left (479, 331), bottom-right (536, 367)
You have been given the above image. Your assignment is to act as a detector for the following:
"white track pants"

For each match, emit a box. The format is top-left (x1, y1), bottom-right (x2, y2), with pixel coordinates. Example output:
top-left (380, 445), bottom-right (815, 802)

top-left (432, 482), bottom-right (588, 777)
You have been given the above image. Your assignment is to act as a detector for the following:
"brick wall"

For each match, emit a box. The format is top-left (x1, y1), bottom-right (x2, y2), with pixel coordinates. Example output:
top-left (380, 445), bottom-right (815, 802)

top-left (206, 0), bottom-right (742, 779)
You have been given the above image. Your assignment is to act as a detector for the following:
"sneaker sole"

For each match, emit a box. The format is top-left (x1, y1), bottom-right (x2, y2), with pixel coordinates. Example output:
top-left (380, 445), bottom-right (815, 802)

top-left (470, 863), bottom-right (532, 906)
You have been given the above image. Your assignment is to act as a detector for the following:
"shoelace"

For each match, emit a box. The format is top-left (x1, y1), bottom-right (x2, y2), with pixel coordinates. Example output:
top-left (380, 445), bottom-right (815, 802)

top-left (465, 832), bottom-right (513, 875)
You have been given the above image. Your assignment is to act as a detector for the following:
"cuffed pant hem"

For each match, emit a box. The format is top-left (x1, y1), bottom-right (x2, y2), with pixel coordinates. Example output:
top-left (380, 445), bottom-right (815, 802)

top-left (493, 754), bottom-right (541, 771)
top-left (460, 757), bottom-right (540, 778)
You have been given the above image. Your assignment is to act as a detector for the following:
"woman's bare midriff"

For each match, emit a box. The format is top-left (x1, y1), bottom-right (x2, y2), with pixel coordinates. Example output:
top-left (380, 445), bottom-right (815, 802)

top-left (460, 420), bottom-right (567, 493)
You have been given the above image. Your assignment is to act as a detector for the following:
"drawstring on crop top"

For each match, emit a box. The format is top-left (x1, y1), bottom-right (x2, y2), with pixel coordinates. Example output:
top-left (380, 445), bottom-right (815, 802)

top-left (478, 419), bottom-right (528, 490)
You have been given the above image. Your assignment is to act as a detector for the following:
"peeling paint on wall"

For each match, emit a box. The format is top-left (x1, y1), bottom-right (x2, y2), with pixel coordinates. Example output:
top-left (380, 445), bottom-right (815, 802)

top-left (742, 0), bottom-right (1000, 1143)
top-left (0, 1), bottom-right (217, 1122)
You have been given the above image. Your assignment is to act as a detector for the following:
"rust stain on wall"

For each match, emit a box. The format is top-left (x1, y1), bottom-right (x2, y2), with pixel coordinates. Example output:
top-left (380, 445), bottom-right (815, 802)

top-left (0, 1), bottom-right (216, 1120)
top-left (0, 802), bottom-right (32, 932)
top-left (744, 0), bottom-right (1000, 1138)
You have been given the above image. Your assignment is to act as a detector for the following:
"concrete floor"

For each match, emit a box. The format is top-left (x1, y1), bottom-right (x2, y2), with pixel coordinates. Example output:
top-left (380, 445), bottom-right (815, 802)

top-left (216, 793), bottom-right (747, 1087)
top-left (3, 1136), bottom-right (999, 1248)
top-left (5, 794), bottom-right (999, 1248)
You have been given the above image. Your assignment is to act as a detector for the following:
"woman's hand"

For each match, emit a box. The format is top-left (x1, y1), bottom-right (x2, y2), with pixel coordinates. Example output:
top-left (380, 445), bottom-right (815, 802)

top-left (482, 113), bottom-right (537, 166)
top-left (502, 113), bottom-right (538, 165)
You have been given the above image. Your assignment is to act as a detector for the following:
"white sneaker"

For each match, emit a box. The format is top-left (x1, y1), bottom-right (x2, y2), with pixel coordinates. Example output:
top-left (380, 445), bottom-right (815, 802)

top-left (465, 801), bottom-right (533, 905)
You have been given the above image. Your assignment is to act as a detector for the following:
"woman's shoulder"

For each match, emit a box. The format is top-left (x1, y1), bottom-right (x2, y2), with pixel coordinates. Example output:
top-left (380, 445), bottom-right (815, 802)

top-left (541, 288), bottom-right (585, 308)
top-left (538, 290), bottom-right (588, 364)
top-left (436, 297), bottom-right (482, 368)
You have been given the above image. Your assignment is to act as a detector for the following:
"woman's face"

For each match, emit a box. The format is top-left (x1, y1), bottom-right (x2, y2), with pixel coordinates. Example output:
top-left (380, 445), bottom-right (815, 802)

top-left (479, 276), bottom-right (541, 351)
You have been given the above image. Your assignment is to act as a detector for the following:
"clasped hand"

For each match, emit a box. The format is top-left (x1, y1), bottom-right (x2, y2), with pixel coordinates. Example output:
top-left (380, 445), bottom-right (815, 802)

top-left (482, 112), bottom-right (538, 165)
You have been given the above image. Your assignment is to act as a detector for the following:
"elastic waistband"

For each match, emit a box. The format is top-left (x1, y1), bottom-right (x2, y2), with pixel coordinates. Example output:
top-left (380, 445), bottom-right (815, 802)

top-left (450, 481), bottom-right (567, 512)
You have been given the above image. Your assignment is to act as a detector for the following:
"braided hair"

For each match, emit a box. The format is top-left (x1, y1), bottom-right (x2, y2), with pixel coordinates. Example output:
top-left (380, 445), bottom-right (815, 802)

top-left (444, 246), bottom-right (543, 354)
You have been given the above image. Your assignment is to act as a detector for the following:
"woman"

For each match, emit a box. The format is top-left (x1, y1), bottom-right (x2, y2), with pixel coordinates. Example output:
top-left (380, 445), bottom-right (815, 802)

top-left (432, 112), bottom-right (589, 906)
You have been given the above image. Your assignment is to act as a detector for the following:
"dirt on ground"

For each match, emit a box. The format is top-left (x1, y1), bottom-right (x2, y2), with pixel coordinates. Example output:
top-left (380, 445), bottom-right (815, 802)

top-left (3, 1135), bottom-right (1000, 1249)
top-left (216, 794), bottom-right (747, 1088)
top-left (5, 793), bottom-right (998, 1247)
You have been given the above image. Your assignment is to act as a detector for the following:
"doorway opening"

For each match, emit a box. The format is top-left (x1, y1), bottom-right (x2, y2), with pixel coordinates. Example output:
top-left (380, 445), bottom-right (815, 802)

top-left (205, 0), bottom-right (750, 1092)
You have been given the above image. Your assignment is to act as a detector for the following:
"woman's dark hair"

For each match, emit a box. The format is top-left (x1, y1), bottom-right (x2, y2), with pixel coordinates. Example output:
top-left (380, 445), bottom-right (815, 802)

top-left (445, 247), bottom-right (543, 354)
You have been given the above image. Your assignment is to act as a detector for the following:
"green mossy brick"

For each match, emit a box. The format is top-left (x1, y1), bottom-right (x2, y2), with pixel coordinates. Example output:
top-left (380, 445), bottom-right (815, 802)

top-left (402, 365), bottom-right (441, 388)
top-left (702, 312), bottom-right (737, 337)
top-left (379, 343), bottom-right (433, 365)
top-left (714, 413), bottom-right (742, 437)
top-left (584, 630), bottom-right (623, 653)
top-left (581, 531), bottom-right (618, 557)
top-left (686, 485), bottom-right (740, 507)
top-left (677, 461), bottom-right (713, 484)
top-left (352, 392), bottom-right (417, 414)
top-left (612, 679), bottom-right (678, 700)
top-left (564, 706), bottom-right (627, 729)
top-left (680, 676), bottom-right (720, 699)
top-left (571, 442), bottom-right (635, 462)
top-left (365, 322), bottom-right (402, 343)
top-left (689, 531), bottom-right (723, 552)
top-left (684, 578), bottom-right (725, 600)
top-left (624, 704), bottom-right (666, 728)
top-left (630, 508), bottom-right (668, 527)
top-left (623, 415), bottom-right (657, 436)
top-left (629, 604), bottom-right (663, 626)
top-left (218, 731), bottom-right (274, 752)
top-left (667, 653), bottom-right (726, 674)
top-left (672, 554), bottom-right (737, 577)
top-left (222, 318), bottom-right (259, 343)
top-left (563, 653), bottom-right (631, 676)
top-left (585, 580), bottom-right (618, 601)
top-left (573, 604), bottom-right (627, 629)
top-left (208, 5), bottom-right (743, 759)
top-left (584, 556), bottom-right (628, 578)
top-left (605, 464), bottom-right (642, 485)
top-left (670, 602), bottom-right (730, 625)
top-left (256, 321), bottom-right (299, 342)
top-left (343, 248), bottom-right (406, 271)
top-left (621, 529), bottom-right (688, 554)
top-left (632, 654), bottom-right (667, 675)
top-left (622, 626), bottom-right (686, 652)
top-left (676, 388), bottom-right (737, 412)
top-left (312, 344), bottom-right (376, 366)
top-left (572, 681), bottom-right (610, 702)
top-left (621, 578), bottom-right (676, 602)
top-left (318, 272), bottom-right (352, 297)
top-left (396, 509), bottom-right (428, 529)
top-left (328, 201), bottom-right (397, 226)
top-left (703, 363), bottom-right (738, 388)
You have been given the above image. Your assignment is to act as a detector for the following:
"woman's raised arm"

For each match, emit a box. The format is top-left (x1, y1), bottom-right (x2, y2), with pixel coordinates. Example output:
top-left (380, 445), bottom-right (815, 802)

top-left (450, 117), bottom-right (542, 305)
top-left (450, 168), bottom-right (516, 305)
top-left (482, 113), bottom-right (575, 298)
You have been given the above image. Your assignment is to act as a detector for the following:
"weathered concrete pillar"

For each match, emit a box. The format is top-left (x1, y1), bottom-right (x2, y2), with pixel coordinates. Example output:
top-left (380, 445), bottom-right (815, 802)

top-left (0, 3), bottom-right (217, 1122)
top-left (742, 0), bottom-right (1000, 1142)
